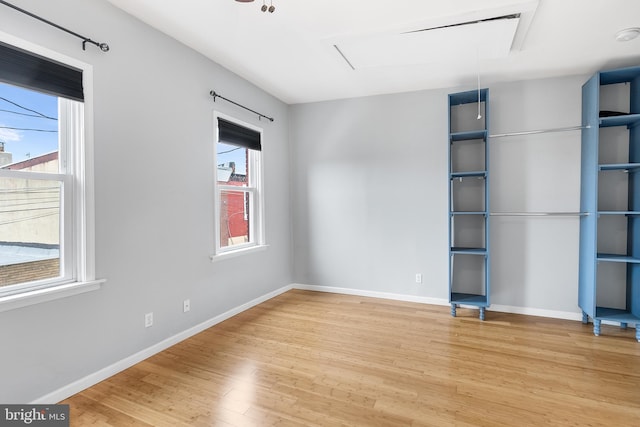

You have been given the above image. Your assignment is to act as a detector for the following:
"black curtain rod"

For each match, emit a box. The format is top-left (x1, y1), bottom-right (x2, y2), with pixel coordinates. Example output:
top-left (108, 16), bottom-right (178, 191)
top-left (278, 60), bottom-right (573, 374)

top-left (0, 0), bottom-right (109, 52)
top-left (210, 91), bottom-right (274, 122)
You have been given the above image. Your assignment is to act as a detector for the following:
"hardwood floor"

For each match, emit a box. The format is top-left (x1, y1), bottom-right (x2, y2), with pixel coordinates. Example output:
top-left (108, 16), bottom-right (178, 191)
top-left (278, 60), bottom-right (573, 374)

top-left (62, 290), bottom-right (640, 426)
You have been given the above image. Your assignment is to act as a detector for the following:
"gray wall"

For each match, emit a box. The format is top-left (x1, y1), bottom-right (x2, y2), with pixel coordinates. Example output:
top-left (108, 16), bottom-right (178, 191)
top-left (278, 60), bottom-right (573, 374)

top-left (0, 0), bottom-right (292, 403)
top-left (290, 75), bottom-right (587, 315)
top-left (290, 91), bottom-right (449, 297)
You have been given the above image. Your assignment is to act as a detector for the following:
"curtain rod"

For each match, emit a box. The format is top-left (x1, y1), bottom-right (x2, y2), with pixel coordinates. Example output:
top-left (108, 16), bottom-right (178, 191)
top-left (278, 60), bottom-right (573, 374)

top-left (490, 125), bottom-right (588, 139)
top-left (490, 212), bottom-right (588, 217)
top-left (0, 0), bottom-right (109, 52)
top-left (210, 91), bottom-right (274, 122)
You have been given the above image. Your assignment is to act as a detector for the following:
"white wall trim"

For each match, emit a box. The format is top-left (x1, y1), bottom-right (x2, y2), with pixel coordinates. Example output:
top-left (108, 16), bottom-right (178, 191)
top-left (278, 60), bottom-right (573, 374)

top-left (33, 284), bottom-right (293, 404)
top-left (292, 284), bottom-right (450, 306)
top-left (210, 244), bottom-right (269, 262)
top-left (0, 280), bottom-right (105, 314)
top-left (489, 303), bottom-right (582, 321)
top-left (291, 283), bottom-right (584, 321)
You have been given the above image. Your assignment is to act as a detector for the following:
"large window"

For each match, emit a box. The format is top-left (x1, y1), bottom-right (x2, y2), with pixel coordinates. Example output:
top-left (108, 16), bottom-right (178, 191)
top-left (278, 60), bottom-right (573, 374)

top-left (213, 114), bottom-right (264, 255)
top-left (0, 39), bottom-right (96, 305)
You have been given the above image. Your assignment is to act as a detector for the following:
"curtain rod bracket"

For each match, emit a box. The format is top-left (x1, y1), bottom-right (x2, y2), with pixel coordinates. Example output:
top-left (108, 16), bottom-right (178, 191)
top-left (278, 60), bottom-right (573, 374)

top-left (0, 0), bottom-right (110, 53)
top-left (209, 90), bottom-right (274, 122)
top-left (82, 38), bottom-right (110, 52)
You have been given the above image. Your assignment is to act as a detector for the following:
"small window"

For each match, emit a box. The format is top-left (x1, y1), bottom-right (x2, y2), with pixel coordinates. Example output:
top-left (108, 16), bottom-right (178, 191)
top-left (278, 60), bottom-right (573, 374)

top-left (213, 114), bottom-right (264, 255)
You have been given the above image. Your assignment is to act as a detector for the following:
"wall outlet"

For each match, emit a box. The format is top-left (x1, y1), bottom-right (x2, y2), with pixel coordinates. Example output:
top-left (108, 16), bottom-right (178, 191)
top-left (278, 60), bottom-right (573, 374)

top-left (415, 273), bottom-right (423, 284)
top-left (183, 299), bottom-right (191, 313)
top-left (144, 312), bottom-right (153, 328)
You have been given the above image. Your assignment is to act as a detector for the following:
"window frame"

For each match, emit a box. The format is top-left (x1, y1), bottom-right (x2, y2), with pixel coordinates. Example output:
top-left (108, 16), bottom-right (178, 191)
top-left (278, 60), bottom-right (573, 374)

top-left (212, 112), bottom-right (265, 258)
top-left (0, 31), bottom-right (101, 311)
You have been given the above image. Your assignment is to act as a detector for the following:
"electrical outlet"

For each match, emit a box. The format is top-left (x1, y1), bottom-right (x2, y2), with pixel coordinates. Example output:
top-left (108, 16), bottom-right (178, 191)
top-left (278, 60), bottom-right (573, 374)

top-left (183, 299), bottom-right (191, 313)
top-left (145, 312), bottom-right (153, 328)
top-left (415, 273), bottom-right (423, 284)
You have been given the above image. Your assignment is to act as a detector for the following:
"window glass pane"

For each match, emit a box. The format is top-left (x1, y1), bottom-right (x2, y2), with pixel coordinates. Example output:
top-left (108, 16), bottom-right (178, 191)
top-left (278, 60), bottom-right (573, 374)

top-left (219, 189), bottom-right (251, 249)
top-left (0, 176), bottom-right (61, 287)
top-left (0, 82), bottom-right (59, 170)
top-left (217, 142), bottom-right (248, 187)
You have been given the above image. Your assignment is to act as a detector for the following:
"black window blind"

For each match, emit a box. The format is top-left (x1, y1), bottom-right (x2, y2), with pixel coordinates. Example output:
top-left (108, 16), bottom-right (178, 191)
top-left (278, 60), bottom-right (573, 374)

top-left (0, 42), bottom-right (83, 102)
top-left (218, 117), bottom-right (261, 151)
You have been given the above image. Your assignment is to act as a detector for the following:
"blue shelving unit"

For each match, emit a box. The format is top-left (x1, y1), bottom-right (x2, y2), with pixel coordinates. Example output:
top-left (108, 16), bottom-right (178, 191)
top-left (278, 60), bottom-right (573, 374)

top-left (448, 89), bottom-right (490, 320)
top-left (579, 65), bottom-right (640, 342)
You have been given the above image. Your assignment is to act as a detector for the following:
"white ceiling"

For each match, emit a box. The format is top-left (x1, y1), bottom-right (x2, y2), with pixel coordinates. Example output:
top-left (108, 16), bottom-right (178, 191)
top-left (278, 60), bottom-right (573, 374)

top-left (105, 0), bottom-right (640, 104)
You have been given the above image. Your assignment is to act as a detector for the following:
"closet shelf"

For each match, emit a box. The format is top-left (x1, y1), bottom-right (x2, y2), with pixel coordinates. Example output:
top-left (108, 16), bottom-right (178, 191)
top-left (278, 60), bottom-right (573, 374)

top-left (596, 253), bottom-right (640, 263)
top-left (450, 211), bottom-right (487, 216)
top-left (599, 113), bottom-right (640, 128)
top-left (450, 247), bottom-right (486, 255)
top-left (595, 307), bottom-right (640, 323)
top-left (579, 64), bottom-right (640, 342)
top-left (450, 130), bottom-right (487, 142)
top-left (450, 292), bottom-right (488, 306)
top-left (596, 211), bottom-right (640, 216)
top-left (599, 163), bottom-right (640, 171)
top-left (449, 89), bottom-right (489, 321)
top-left (450, 171), bottom-right (487, 178)
top-left (449, 89), bottom-right (490, 321)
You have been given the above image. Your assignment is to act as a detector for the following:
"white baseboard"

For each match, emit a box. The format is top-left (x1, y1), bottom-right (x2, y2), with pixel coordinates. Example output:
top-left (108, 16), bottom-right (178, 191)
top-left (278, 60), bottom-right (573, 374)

top-left (489, 303), bottom-right (582, 321)
top-left (292, 283), bottom-right (584, 321)
top-left (33, 284), bottom-right (293, 404)
top-left (292, 283), bottom-right (450, 306)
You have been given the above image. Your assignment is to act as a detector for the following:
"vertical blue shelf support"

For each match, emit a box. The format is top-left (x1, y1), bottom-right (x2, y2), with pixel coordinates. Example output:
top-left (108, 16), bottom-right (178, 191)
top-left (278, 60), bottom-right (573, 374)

top-left (448, 89), bottom-right (490, 320)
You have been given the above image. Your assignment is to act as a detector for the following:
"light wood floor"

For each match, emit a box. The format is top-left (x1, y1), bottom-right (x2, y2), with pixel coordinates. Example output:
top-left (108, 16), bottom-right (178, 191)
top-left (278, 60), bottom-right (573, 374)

top-left (62, 290), bottom-right (640, 426)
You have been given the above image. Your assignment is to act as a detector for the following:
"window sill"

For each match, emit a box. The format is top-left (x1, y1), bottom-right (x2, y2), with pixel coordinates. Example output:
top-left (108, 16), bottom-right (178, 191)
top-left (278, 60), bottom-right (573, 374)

top-left (210, 244), bottom-right (269, 262)
top-left (0, 279), bottom-right (106, 313)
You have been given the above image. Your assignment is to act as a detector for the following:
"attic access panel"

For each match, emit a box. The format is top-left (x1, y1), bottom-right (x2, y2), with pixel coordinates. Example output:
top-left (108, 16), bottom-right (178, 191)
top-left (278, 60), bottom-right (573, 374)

top-left (335, 15), bottom-right (521, 69)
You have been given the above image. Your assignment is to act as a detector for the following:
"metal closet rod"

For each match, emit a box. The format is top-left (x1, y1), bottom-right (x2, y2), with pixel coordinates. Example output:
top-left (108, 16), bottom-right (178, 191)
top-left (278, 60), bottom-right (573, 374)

top-left (210, 91), bottom-right (274, 122)
top-left (489, 125), bottom-right (588, 139)
top-left (0, 0), bottom-right (110, 51)
top-left (490, 212), bottom-right (588, 217)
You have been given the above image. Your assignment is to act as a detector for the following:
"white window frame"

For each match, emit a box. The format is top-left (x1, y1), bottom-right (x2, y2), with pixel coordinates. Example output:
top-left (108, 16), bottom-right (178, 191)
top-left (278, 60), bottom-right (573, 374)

top-left (212, 112), bottom-right (265, 259)
top-left (0, 32), bottom-right (102, 312)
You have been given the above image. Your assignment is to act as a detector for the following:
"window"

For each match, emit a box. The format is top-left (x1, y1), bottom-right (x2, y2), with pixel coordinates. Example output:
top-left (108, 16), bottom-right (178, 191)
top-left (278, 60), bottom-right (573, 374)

top-left (0, 38), bottom-right (97, 306)
top-left (213, 114), bottom-right (264, 255)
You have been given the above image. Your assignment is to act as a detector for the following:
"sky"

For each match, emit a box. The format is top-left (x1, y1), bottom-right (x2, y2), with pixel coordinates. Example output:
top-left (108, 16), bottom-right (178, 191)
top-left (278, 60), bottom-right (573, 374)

top-left (0, 82), bottom-right (59, 164)
top-left (217, 142), bottom-right (247, 175)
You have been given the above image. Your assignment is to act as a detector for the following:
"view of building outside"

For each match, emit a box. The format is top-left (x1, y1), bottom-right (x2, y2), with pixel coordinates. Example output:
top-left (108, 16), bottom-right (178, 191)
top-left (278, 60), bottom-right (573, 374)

top-left (217, 143), bottom-right (251, 249)
top-left (0, 83), bottom-right (60, 287)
